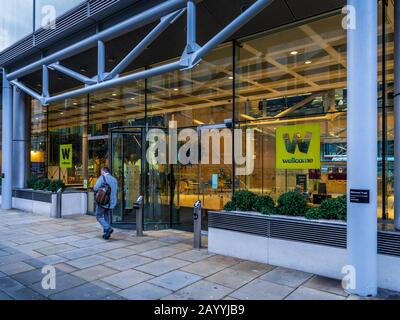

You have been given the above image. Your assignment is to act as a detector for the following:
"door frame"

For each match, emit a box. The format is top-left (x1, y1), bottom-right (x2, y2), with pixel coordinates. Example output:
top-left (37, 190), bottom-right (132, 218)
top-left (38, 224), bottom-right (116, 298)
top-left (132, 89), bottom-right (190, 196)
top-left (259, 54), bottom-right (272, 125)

top-left (108, 125), bottom-right (169, 229)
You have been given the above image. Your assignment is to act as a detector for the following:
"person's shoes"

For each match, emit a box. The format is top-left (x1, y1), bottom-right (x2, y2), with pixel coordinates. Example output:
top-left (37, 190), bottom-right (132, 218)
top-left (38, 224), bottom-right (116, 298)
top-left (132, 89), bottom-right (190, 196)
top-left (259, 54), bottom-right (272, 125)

top-left (104, 228), bottom-right (114, 240)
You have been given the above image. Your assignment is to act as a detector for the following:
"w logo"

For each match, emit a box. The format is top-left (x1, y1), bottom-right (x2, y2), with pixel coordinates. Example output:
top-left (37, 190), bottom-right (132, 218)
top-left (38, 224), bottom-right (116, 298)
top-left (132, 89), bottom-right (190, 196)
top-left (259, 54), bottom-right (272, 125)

top-left (283, 132), bottom-right (312, 154)
top-left (61, 148), bottom-right (70, 160)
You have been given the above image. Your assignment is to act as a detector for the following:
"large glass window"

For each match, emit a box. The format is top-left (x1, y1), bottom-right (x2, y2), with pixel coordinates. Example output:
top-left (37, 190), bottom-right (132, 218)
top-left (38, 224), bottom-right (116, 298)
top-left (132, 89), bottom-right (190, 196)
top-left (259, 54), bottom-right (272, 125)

top-left (147, 44), bottom-right (234, 229)
top-left (235, 13), bottom-right (348, 204)
top-left (23, 7), bottom-right (396, 230)
top-left (0, 0), bottom-right (86, 52)
top-left (31, 99), bottom-right (47, 178)
top-left (88, 79), bottom-right (146, 218)
top-left (47, 97), bottom-right (88, 186)
top-left (0, 0), bottom-right (34, 52)
top-left (379, 0), bottom-right (395, 224)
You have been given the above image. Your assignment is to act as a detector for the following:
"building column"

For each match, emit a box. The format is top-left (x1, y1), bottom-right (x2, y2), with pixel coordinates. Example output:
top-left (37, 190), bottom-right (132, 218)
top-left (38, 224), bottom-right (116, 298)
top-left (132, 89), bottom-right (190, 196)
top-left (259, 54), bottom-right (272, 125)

top-left (13, 87), bottom-right (28, 189)
top-left (347, 0), bottom-right (378, 296)
top-left (394, 0), bottom-right (400, 230)
top-left (2, 70), bottom-right (13, 209)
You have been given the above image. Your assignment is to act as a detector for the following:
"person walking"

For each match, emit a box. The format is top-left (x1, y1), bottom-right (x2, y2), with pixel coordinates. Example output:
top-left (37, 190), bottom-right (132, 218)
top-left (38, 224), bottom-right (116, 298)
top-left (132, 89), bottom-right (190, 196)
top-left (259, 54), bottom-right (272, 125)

top-left (93, 167), bottom-right (118, 240)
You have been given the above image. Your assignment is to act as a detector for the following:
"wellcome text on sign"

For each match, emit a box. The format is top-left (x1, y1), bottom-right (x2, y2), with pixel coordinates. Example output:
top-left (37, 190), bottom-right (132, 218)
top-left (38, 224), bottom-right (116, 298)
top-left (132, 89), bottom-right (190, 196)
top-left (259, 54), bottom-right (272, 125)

top-left (276, 123), bottom-right (321, 170)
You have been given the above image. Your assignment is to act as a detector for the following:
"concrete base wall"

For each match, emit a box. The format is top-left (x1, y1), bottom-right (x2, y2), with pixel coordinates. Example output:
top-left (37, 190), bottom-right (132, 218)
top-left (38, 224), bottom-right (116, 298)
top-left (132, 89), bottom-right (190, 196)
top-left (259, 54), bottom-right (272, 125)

top-left (209, 227), bottom-right (400, 292)
top-left (0, 193), bottom-right (87, 217)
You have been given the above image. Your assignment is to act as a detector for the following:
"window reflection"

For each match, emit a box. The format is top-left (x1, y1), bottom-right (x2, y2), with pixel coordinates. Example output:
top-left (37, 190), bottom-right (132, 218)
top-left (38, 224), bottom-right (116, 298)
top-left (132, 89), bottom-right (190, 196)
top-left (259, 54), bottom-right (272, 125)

top-left (24, 9), bottom-right (396, 228)
top-left (0, 0), bottom-right (34, 52)
top-left (0, 0), bottom-right (86, 52)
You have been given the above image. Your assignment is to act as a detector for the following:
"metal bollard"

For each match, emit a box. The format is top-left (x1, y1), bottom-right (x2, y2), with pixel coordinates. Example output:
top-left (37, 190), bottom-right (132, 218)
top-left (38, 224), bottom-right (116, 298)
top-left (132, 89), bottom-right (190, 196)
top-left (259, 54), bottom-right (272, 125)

top-left (193, 200), bottom-right (202, 249)
top-left (53, 188), bottom-right (63, 219)
top-left (134, 195), bottom-right (144, 237)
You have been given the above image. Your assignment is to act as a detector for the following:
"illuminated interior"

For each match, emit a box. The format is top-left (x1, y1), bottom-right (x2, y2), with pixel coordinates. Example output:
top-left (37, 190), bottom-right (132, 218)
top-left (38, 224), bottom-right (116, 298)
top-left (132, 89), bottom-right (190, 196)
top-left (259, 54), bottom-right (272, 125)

top-left (29, 7), bottom-right (396, 229)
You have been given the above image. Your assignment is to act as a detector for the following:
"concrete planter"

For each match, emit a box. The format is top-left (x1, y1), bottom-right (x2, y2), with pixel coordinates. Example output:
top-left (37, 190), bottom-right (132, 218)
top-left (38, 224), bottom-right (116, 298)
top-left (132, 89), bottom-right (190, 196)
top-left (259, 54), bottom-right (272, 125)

top-left (0, 189), bottom-right (87, 217)
top-left (208, 210), bottom-right (400, 292)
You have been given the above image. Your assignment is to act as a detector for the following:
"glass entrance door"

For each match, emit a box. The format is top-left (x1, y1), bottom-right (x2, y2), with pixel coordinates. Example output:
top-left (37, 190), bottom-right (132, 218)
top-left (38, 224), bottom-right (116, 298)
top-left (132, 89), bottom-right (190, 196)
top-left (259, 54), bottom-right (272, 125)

top-left (111, 129), bottom-right (143, 224)
top-left (110, 127), bottom-right (173, 230)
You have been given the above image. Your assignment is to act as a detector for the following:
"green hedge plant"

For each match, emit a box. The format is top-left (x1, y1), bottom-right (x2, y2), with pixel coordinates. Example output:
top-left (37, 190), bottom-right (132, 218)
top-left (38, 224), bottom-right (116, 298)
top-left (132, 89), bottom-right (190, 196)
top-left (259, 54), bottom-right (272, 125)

top-left (33, 179), bottom-right (51, 191)
top-left (277, 191), bottom-right (308, 216)
top-left (231, 190), bottom-right (258, 211)
top-left (254, 195), bottom-right (276, 215)
top-left (224, 189), bottom-right (347, 222)
top-left (304, 207), bottom-right (323, 220)
top-left (223, 201), bottom-right (236, 212)
top-left (320, 196), bottom-right (347, 221)
top-left (29, 177), bottom-right (66, 193)
top-left (305, 196), bottom-right (347, 221)
top-left (47, 180), bottom-right (66, 193)
top-left (224, 192), bottom-right (277, 215)
top-left (27, 176), bottom-right (40, 189)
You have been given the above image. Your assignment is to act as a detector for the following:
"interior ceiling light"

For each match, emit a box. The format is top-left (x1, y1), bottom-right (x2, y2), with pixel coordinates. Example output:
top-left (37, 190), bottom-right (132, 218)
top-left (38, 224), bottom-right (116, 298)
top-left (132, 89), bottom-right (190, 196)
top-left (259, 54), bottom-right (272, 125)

top-left (290, 51), bottom-right (299, 55)
top-left (305, 60), bottom-right (312, 65)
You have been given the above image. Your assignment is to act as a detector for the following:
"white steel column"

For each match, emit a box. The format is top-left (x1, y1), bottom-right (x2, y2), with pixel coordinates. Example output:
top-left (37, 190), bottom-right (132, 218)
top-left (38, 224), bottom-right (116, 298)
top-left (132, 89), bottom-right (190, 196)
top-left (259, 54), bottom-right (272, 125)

top-left (394, 0), bottom-right (400, 230)
top-left (12, 87), bottom-right (28, 189)
top-left (1, 69), bottom-right (13, 209)
top-left (347, 0), bottom-right (378, 296)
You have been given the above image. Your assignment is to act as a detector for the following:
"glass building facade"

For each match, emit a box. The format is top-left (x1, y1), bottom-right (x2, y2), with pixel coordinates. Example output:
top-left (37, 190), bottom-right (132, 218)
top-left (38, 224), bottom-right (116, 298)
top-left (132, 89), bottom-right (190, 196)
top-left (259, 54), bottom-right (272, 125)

top-left (0, 0), bottom-right (86, 52)
top-left (23, 2), bottom-right (396, 231)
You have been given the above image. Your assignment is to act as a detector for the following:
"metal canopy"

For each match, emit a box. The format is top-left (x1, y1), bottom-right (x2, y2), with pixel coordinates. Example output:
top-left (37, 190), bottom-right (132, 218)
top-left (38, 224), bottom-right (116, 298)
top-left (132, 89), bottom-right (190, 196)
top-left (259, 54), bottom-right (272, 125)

top-left (6, 0), bottom-right (274, 106)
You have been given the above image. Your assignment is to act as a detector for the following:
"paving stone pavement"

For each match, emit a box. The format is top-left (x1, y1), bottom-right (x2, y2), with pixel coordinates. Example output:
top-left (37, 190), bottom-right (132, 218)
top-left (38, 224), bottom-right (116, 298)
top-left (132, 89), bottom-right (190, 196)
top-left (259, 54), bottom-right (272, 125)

top-left (0, 209), bottom-right (399, 300)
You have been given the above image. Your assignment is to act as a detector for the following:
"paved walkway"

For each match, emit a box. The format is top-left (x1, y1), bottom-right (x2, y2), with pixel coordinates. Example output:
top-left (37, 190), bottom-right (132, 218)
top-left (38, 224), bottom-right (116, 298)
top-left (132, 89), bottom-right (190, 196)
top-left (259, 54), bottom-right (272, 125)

top-left (0, 209), bottom-right (398, 300)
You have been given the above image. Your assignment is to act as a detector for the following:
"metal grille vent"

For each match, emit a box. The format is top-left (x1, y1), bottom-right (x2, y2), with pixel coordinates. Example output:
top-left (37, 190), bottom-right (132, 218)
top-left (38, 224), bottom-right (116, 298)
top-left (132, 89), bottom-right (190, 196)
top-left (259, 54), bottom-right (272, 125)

top-left (209, 212), bottom-right (268, 237)
top-left (0, 37), bottom-right (34, 65)
top-left (209, 211), bottom-right (400, 258)
top-left (13, 190), bottom-right (52, 203)
top-left (270, 219), bottom-right (347, 249)
top-left (89, 0), bottom-right (120, 16)
top-left (378, 232), bottom-right (400, 257)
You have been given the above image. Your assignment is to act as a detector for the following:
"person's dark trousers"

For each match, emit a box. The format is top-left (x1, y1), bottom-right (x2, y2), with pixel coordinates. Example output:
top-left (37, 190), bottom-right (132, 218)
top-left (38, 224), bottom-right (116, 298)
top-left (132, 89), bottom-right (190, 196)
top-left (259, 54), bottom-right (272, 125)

top-left (96, 205), bottom-right (112, 233)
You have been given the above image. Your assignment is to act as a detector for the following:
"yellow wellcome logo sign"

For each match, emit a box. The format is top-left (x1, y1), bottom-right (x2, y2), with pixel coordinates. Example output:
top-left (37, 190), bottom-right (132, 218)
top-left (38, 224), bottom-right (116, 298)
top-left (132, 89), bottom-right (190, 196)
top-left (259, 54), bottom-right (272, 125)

top-left (276, 123), bottom-right (321, 170)
top-left (60, 144), bottom-right (73, 169)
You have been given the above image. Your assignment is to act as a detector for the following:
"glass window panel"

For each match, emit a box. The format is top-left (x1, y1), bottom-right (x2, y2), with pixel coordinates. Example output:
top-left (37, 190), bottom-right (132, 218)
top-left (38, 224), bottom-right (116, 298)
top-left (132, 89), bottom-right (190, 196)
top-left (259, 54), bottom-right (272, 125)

top-left (47, 97), bottom-right (88, 186)
top-left (31, 99), bottom-right (47, 178)
top-left (235, 13), bottom-right (348, 206)
top-left (0, 0), bottom-right (34, 52)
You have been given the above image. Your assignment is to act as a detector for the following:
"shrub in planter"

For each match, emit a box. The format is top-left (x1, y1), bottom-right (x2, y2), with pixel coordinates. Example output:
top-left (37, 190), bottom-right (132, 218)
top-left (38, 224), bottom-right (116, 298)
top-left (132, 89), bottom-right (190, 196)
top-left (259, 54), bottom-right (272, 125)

top-left (33, 179), bottom-right (51, 191)
top-left (46, 180), bottom-right (66, 193)
top-left (27, 176), bottom-right (40, 189)
top-left (223, 201), bottom-right (236, 212)
top-left (319, 196), bottom-right (347, 221)
top-left (231, 190), bottom-right (258, 211)
top-left (304, 197), bottom-right (347, 221)
top-left (254, 195), bottom-right (276, 215)
top-left (337, 196), bottom-right (347, 221)
top-left (260, 205), bottom-right (277, 216)
top-left (277, 191), bottom-right (308, 216)
top-left (305, 207), bottom-right (323, 220)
